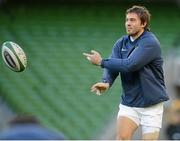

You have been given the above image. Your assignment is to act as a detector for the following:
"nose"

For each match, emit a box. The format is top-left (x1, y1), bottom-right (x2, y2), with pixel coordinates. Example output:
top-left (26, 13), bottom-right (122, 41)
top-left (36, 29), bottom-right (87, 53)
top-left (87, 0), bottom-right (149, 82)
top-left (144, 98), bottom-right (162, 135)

top-left (125, 20), bottom-right (131, 27)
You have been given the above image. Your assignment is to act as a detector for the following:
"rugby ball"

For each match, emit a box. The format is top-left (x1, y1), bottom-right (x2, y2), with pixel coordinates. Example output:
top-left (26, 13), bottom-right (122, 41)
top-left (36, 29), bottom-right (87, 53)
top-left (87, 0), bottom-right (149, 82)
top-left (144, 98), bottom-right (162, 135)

top-left (1, 41), bottom-right (27, 72)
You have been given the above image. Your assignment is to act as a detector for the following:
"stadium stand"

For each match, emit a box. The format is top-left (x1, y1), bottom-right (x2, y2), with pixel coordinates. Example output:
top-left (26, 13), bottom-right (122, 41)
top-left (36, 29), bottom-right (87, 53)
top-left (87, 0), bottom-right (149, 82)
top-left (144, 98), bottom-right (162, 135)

top-left (0, 3), bottom-right (179, 139)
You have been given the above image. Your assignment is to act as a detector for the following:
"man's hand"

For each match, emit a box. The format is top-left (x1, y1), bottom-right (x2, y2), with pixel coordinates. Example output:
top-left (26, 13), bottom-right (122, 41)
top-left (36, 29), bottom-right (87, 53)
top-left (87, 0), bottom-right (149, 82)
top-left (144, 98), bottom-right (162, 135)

top-left (91, 82), bottom-right (110, 96)
top-left (83, 50), bottom-right (102, 66)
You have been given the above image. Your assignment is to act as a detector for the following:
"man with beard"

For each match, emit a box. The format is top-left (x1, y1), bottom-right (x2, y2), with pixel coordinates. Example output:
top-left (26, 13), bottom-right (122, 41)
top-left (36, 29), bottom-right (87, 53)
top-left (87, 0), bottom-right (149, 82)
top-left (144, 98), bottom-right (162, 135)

top-left (83, 5), bottom-right (169, 140)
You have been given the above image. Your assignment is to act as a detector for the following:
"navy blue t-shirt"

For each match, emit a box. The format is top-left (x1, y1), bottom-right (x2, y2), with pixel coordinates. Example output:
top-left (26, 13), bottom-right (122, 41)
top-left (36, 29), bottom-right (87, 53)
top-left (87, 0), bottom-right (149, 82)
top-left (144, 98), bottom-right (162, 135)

top-left (101, 31), bottom-right (169, 107)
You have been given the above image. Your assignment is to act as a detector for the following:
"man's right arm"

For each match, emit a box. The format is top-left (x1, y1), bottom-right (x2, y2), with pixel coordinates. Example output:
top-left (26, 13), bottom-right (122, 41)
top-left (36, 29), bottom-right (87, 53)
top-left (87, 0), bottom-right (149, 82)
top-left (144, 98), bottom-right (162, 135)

top-left (101, 38), bottom-right (123, 87)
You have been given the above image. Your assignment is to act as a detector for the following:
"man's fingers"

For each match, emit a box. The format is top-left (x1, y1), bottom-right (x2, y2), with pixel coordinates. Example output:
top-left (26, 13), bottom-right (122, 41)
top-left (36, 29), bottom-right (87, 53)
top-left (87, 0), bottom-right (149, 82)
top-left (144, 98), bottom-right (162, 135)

top-left (91, 87), bottom-right (97, 92)
top-left (91, 83), bottom-right (100, 90)
top-left (91, 83), bottom-right (105, 89)
top-left (87, 57), bottom-right (91, 61)
top-left (91, 88), bottom-right (101, 96)
top-left (91, 85), bottom-right (101, 95)
top-left (90, 82), bottom-right (109, 96)
top-left (91, 84), bottom-right (96, 90)
top-left (91, 83), bottom-right (106, 96)
top-left (96, 89), bottom-right (101, 96)
top-left (83, 50), bottom-right (98, 55)
top-left (83, 53), bottom-right (91, 57)
top-left (83, 53), bottom-right (92, 61)
top-left (91, 88), bottom-right (102, 96)
top-left (91, 50), bottom-right (98, 55)
top-left (83, 50), bottom-right (98, 56)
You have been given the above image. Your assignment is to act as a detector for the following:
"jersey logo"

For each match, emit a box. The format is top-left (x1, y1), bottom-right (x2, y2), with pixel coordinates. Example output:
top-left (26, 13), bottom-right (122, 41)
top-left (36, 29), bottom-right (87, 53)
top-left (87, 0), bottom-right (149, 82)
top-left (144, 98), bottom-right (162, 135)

top-left (121, 48), bottom-right (128, 52)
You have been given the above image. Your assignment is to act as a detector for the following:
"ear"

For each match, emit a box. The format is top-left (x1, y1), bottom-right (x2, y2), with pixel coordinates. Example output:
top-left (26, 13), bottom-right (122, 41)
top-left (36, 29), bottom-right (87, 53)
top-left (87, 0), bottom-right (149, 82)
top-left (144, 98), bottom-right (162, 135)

top-left (141, 22), bottom-right (147, 28)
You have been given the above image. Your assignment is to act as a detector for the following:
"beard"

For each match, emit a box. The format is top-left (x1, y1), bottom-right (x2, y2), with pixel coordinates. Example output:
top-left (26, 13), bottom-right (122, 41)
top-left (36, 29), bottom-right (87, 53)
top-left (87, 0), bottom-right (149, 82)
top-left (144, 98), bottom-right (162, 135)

top-left (126, 28), bottom-right (144, 39)
top-left (127, 29), bottom-right (139, 36)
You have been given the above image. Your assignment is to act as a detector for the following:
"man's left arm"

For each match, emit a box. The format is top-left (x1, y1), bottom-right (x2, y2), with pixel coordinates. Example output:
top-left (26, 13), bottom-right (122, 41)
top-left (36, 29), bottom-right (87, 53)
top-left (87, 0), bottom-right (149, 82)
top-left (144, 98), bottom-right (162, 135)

top-left (101, 39), bottom-right (161, 72)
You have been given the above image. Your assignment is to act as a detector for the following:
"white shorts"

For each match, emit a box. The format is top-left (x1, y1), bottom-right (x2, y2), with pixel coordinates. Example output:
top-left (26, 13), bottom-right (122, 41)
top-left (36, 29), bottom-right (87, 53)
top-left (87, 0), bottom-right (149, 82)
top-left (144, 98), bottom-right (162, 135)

top-left (117, 102), bottom-right (164, 134)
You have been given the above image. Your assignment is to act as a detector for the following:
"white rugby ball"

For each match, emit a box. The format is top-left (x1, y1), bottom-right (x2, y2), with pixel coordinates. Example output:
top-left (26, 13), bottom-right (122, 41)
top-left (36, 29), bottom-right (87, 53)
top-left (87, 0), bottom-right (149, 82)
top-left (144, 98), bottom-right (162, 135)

top-left (2, 41), bottom-right (27, 72)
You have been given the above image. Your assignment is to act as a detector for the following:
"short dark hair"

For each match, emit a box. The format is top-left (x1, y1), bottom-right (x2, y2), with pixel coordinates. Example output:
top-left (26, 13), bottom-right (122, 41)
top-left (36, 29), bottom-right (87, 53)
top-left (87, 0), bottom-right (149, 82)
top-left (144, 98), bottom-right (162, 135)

top-left (126, 5), bottom-right (151, 31)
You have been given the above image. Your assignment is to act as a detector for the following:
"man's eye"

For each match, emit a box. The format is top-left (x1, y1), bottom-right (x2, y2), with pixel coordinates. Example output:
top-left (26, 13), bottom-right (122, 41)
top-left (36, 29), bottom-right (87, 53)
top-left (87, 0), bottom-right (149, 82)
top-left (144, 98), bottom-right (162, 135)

top-left (130, 19), bottom-right (135, 22)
